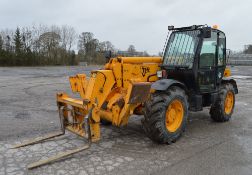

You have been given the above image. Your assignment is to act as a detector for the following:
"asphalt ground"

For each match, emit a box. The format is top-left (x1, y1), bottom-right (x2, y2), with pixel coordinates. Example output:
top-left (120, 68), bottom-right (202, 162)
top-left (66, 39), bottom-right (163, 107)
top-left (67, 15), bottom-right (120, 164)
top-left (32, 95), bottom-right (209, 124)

top-left (0, 66), bottom-right (252, 175)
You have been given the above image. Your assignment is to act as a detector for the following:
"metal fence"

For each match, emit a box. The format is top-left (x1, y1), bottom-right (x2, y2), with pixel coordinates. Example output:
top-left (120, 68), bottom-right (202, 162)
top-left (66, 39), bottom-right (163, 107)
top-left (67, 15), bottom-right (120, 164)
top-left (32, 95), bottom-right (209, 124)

top-left (229, 54), bottom-right (252, 65)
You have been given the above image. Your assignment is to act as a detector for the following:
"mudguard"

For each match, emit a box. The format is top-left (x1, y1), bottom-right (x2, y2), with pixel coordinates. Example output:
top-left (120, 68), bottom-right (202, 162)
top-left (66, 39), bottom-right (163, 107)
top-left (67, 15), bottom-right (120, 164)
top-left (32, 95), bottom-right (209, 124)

top-left (221, 78), bottom-right (238, 94)
top-left (151, 79), bottom-right (186, 91)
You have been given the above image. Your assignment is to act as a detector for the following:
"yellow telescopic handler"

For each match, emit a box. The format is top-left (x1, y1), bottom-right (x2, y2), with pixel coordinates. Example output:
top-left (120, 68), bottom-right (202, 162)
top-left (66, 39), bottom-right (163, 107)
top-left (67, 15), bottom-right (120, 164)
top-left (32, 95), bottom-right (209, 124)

top-left (13, 25), bottom-right (238, 169)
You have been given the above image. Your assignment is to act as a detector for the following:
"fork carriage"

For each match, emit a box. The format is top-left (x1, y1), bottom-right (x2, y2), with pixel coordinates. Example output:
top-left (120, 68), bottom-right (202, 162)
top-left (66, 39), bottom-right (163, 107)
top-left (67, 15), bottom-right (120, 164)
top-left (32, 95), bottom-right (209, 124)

top-left (13, 57), bottom-right (162, 169)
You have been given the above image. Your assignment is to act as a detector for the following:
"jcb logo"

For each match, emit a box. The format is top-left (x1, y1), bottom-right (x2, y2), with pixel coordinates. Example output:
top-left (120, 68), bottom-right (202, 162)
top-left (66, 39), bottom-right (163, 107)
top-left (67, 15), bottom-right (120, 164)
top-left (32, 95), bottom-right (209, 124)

top-left (141, 66), bottom-right (150, 77)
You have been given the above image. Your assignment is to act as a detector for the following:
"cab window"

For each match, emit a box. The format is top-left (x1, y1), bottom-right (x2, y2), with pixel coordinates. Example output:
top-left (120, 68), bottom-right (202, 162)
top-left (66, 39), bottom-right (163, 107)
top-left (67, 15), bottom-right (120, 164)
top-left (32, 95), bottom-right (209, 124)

top-left (218, 32), bottom-right (226, 66)
top-left (199, 31), bottom-right (217, 68)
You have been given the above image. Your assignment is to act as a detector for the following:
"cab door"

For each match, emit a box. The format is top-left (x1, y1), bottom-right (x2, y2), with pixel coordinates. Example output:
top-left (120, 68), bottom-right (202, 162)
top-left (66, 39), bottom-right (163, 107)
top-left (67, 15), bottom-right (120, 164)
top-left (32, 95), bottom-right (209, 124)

top-left (198, 31), bottom-right (218, 93)
top-left (216, 32), bottom-right (226, 85)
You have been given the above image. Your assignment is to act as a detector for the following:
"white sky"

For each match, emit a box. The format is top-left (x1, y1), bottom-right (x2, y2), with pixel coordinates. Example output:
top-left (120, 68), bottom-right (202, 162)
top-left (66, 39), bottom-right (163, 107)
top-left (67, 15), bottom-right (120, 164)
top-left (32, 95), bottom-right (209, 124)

top-left (0, 0), bottom-right (251, 54)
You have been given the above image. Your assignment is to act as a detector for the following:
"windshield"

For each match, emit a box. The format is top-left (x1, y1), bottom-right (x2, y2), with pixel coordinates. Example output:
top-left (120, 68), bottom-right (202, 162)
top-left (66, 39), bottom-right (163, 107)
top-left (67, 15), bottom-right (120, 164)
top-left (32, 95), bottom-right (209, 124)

top-left (163, 30), bottom-right (201, 68)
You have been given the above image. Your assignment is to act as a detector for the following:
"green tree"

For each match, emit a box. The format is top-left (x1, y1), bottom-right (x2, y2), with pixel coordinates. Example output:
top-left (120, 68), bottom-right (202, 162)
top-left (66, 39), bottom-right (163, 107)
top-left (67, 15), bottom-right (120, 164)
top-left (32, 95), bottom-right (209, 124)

top-left (127, 45), bottom-right (136, 56)
top-left (78, 32), bottom-right (94, 61)
top-left (128, 45), bottom-right (136, 52)
top-left (6, 35), bottom-right (11, 52)
top-left (14, 27), bottom-right (23, 55)
top-left (244, 45), bottom-right (252, 54)
top-left (0, 34), bottom-right (3, 51)
top-left (78, 32), bottom-right (102, 63)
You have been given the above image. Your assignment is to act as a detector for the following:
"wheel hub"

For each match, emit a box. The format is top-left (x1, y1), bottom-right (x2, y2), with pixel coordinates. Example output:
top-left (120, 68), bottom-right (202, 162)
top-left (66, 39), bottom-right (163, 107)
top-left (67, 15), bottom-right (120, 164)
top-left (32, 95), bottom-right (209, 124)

top-left (224, 91), bottom-right (234, 115)
top-left (166, 99), bottom-right (184, 132)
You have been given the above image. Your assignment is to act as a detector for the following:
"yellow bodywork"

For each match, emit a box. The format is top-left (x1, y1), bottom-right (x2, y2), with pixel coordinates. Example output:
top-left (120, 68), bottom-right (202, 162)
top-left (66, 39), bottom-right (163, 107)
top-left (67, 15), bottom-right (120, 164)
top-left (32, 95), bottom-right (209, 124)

top-left (56, 57), bottom-right (231, 142)
top-left (57, 57), bottom-right (162, 142)
top-left (13, 57), bottom-right (233, 169)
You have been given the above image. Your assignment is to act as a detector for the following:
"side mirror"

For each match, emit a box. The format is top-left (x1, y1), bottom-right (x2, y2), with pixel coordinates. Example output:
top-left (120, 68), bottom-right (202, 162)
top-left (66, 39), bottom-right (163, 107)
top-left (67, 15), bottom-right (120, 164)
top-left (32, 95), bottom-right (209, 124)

top-left (202, 27), bottom-right (211, 38)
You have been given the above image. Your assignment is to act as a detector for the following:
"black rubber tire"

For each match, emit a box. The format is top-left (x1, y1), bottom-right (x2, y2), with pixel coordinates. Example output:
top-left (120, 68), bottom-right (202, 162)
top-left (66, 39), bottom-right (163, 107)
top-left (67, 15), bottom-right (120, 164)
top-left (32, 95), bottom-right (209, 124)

top-left (210, 83), bottom-right (235, 122)
top-left (100, 119), bottom-right (112, 125)
top-left (142, 86), bottom-right (188, 144)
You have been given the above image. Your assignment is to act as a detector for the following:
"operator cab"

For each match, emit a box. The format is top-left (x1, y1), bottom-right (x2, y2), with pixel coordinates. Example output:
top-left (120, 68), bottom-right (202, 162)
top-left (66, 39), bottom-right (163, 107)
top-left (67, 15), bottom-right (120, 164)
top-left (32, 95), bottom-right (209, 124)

top-left (146, 25), bottom-right (237, 144)
top-left (160, 25), bottom-right (227, 110)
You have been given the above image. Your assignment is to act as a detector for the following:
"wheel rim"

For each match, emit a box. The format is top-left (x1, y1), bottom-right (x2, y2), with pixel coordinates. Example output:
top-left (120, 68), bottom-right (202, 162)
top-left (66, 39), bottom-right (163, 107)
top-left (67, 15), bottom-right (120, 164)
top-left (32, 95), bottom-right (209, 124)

top-left (165, 99), bottom-right (184, 132)
top-left (224, 91), bottom-right (234, 115)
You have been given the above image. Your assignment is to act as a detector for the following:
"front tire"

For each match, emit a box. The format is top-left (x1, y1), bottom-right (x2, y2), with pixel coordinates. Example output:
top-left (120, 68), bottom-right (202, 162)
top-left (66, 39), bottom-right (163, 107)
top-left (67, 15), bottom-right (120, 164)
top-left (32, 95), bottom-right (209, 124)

top-left (210, 83), bottom-right (235, 122)
top-left (142, 86), bottom-right (188, 144)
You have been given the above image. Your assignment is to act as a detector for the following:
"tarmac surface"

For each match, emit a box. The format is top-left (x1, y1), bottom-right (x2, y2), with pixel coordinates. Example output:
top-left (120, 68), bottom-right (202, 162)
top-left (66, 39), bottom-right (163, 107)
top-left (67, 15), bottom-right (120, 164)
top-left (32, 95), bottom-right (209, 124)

top-left (0, 65), bottom-right (252, 175)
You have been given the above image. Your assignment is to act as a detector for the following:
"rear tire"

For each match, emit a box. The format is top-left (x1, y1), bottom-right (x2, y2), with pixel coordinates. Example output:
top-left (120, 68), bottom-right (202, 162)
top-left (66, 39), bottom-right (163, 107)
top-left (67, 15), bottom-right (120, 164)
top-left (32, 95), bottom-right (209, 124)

top-left (142, 86), bottom-right (188, 144)
top-left (210, 83), bottom-right (235, 122)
